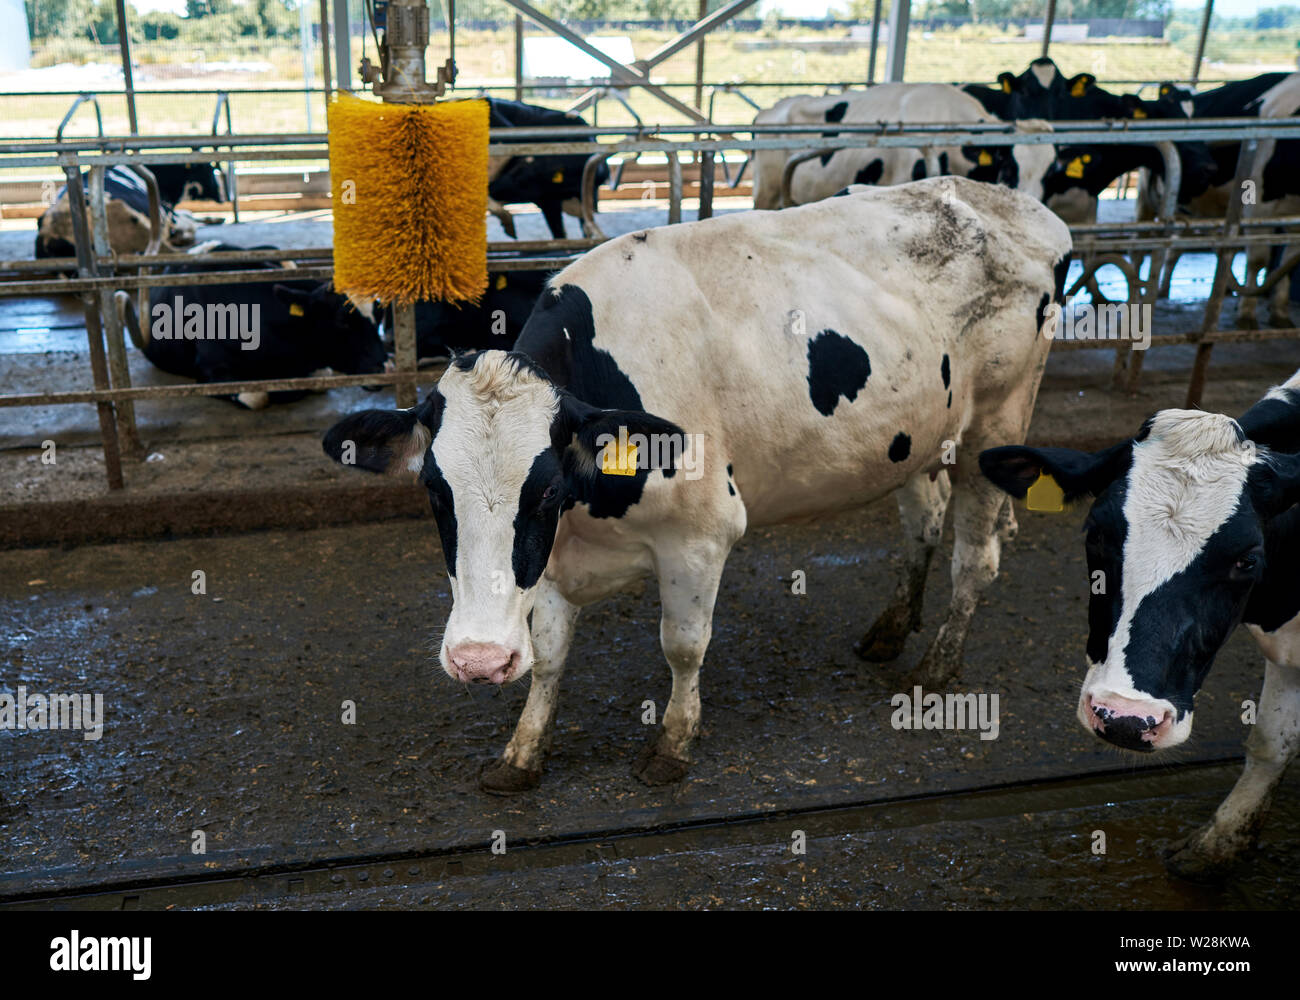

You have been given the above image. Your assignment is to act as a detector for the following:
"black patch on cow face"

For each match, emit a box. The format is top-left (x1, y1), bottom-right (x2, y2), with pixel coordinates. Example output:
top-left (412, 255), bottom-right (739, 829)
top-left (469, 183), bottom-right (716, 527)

top-left (805, 329), bottom-right (871, 417)
top-left (854, 159), bottom-right (884, 185)
top-left (511, 448), bottom-right (567, 589)
top-left (940, 354), bottom-right (951, 389)
top-left (911, 159), bottom-right (927, 181)
top-left (888, 432), bottom-right (911, 463)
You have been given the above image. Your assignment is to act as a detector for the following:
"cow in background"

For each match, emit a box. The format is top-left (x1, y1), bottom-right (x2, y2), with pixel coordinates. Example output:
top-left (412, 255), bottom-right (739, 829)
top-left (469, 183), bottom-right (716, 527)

top-left (36, 162), bottom-right (224, 258)
top-left (115, 243), bottom-right (387, 409)
top-left (483, 98), bottom-right (609, 239)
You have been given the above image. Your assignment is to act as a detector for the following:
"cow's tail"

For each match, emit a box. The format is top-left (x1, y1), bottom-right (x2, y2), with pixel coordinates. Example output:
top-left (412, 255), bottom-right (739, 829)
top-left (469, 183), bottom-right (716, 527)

top-left (114, 290), bottom-right (149, 350)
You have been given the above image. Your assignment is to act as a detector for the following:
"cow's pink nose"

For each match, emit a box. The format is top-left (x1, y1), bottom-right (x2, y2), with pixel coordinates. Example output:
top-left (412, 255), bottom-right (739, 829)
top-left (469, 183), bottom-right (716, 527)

top-left (448, 643), bottom-right (515, 684)
top-left (1085, 693), bottom-right (1175, 752)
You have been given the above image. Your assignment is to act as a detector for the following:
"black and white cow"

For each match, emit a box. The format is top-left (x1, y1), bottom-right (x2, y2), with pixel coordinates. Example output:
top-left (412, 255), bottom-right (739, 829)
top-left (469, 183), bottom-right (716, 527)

top-left (1142, 73), bottom-right (1300, 328)
top-left (36, 162), bottom-right (224, 258)
top-left (1041, 84), bottom-right (1217, 225)
top-left (771, 83), bottom-right (1056, 207)
top-left (483, 98), bottom-right (610, 239)
top-left (323, 177), bottom-right (1071, 791)
top-left (115, 243), bottom-right (388, 409)
top-left (379, 269), bottom-right (551, 364)
top-left (980, 371), bottom-right (1300, 879)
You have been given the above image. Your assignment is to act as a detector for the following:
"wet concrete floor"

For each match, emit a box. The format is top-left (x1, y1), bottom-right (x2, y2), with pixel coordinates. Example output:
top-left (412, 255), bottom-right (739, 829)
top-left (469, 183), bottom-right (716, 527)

top-left (2, 496), bottom-right (1297, 908)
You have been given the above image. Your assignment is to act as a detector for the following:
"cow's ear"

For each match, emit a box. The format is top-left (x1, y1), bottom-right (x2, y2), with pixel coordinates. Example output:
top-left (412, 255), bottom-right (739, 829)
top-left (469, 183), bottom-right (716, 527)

top-left (979, 440), bottom-right (1132, 503)
top-left (273, 283), bottom-right (311, 318)
top-left (1239, 383), bottom-right (1300, 454)
top-left (998, 71), bottom-right (1016, 94)
top-left (1121, 93), bottom-right (1149, 117)
top-left (1250, 452), bottom-right (1300, 518)
top-left (322, 391), bottom-right (443, 478)
top-left (557, 392), bottom-right (687, 485)
top-left (1067, 73), bottom-right (1096, 98)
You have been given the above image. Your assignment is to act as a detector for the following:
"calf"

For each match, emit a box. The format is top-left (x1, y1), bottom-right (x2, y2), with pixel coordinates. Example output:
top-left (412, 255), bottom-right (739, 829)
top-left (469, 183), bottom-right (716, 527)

top-left (484, 98), bottom-right (609, 239)
top-left (324, 177), bottom-right (1071, 792)
top-left (980, 371), bottom-right (1300, 879)
top-left (115, 243), bottom-right (387, 409)
top-left (774, 83), bottom-right (1056, 207)
top-left (36, 162), bottom-right (223, 258)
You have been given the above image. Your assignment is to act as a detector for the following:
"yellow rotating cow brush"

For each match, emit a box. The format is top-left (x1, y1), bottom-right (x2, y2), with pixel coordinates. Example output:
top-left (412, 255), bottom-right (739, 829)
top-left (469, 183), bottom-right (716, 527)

top-left (328, 0), bottom-right (487, 307)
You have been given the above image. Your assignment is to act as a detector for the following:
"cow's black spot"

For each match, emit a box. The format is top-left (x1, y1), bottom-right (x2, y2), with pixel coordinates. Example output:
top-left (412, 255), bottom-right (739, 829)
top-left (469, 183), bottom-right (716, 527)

top-left (888, 432), bottom-right (911, 463)
top-left (947, 390), bottom-right (952, 408)
top-left (912, 159), bottom-right (927, 181)
top-left (726, 462), bottom-right (736, 496)
top-left (940, 354), bottom-right (951, 389)
top-left (1052, 254), bottom-right (1071, 305)
top-left (820, 151), bottom-right (835, 167)
top-left (633, 231), bottom-right (648, 242)
top-left (854, 159), bottom-right (884, 185)
top-left (824, 101), bottom-right (848, 124)
top-left (806, 329), bottom-right (871, 417)
top-left (512, 448), bottom-right (566, 588)
top-left (938, 152), bottom-right (950, 175)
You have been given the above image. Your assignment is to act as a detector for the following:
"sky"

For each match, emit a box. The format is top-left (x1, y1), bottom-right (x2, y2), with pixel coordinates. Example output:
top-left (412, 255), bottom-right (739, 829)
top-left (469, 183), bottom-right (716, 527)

top-left (126, 0), bottom-right (1295, 18)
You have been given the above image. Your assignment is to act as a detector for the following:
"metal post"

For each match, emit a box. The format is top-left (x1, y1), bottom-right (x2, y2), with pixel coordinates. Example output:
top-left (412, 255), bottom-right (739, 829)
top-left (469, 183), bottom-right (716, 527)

top-left (695, 0), bottom-right (708, 109)
top-left (698, 149), bottom-right (714, 219)
top-left (866, 0), bottom-right (883, 85)
top-left (885, 0), bottom-right (910, 83)
top-left (514, 14), bottom-right (524, 101)
top-left (667, 150), bottom-right (683, 225)
top-left (114, 0), bottom-right (138, 133)
top-left (1191, 0), bottom-right (1214, 86)
top-left (1187, 138), bottom-right (1258, 408)
top-left (334, 0), bottom-right (353, 92)
top-left (319, 0), bottom-right (333, 101)
top-left (61, 158), bottom-right (124, 491)
top-left (299, 0), bottom-right (315, 131)
top-left (1040, 0), bottom-right (1057, 59)
top-left (392, 303), bottom-right (418, 409)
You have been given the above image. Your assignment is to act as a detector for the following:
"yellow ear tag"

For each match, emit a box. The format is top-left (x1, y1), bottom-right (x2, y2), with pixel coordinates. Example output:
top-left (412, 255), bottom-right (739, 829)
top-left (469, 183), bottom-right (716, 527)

top-left (978, 150), bottom-right (993, 166)
top-left (1071, 79), bottom-right (1088, 97)
top-left (495, 274), bottom-right (508, 290)
top-left (1065, 156), bottom-right (1086, 179)
top-left (1160, 85), bottom-right (1170, 96)
top-left (1026, 472), bottom-right (1065, 512)
top-left (1001, 78), bottom-right (1012, 94)
top-left (289, 302), bottom-right (305, 317)
top-left (551, 170), bottom-right (564, 183)
top-left (1132, 107), bottom-right (1148, 119)
top-left (601, 441), bottom-right (638, 476)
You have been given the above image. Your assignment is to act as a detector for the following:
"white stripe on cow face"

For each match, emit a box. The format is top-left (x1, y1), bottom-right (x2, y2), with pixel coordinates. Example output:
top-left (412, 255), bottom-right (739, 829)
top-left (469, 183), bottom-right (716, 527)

top-left (432, 355), bottom-right (560, 685)
top-left (1079, 410), bottom-right (1256, 750)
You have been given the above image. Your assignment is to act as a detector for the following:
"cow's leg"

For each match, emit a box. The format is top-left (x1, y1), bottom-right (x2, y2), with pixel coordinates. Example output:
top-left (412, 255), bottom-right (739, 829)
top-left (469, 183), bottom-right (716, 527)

top-left (910, 456), bottom-right (1009, 689)
top-left (636, 537), bottom-right (733, 785)
top-left (1165, 659), bottom-right (1300, 880)
top-left (1267, 243), bottom-right (1293, 328)
top-left (539, 199), bottom-right (566, 239)
top-left (1236, 242), bottom-right (1270, 329)
top-left (480, 576), bottom-right (581, 795)
top-left (856, 469), bottom-right (951, 662)
top-left (486, 197), bottom-right (516, 239)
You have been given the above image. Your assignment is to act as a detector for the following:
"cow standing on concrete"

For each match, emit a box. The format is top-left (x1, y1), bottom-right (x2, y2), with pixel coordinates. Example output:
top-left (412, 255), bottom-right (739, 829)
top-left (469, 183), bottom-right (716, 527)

top-left (483, 98), bottom-right (610, 239)
top-left (324, 177), bottom-right (1071, 792)
top-left (980, 371), bottom-right (1300, 879)
top-left (36, 162), bottom-right (224, 258)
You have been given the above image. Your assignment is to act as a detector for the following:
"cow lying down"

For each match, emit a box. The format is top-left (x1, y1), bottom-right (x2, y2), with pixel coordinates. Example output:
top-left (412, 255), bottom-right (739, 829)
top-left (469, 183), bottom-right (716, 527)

top-left (324, 176), bottom-right (1071, 792)
top-left (116, 243), bottom-right (388, 409)
top-left (980, 370), bottom-right (1300, 879)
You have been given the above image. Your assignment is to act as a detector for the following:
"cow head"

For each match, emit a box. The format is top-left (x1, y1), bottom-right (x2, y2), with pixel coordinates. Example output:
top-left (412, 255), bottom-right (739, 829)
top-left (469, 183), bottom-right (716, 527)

top-left (1124, 83), bottom-right (1217, 207)
top-left (147, 162), bottom-right (226, 205)
top-left (273, 283), bottom-right (388, 379)
top-left (980, 409), bottom-right (1300, 753)
top-left (321, 351), bottom-right (684, 684)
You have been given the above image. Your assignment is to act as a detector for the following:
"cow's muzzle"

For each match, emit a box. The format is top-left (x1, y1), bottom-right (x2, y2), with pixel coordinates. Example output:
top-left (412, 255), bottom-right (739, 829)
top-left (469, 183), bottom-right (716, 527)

top-left (1081, 692), bottom-right (1179, 752)
top-left (446, 642), bottom-right (520, 685)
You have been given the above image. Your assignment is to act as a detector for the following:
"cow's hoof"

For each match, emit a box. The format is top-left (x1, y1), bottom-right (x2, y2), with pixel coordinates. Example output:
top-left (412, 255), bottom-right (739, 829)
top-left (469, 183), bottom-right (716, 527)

top-left (1269, 310), bottom-right (1292, 329)
top-left (634, 747), bottom-right (690, 786)
top-left (1163, 824), bottom-right (1252, 882)
top-left (1234, 310), bottom-right (1259, 331)
top-left (478, 757), bottom-right (541, 796)
top-left (908, 655), bottom-right (960, 689)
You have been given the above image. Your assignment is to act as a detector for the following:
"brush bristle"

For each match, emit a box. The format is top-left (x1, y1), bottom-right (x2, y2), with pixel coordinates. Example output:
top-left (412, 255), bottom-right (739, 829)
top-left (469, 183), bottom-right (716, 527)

top-left (329, 94), bottom-right (488, 305)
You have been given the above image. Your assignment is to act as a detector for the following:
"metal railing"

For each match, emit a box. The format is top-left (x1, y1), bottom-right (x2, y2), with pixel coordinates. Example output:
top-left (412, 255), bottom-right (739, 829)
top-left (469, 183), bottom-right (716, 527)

top-left (3, 115), bottom-right (1299, 490)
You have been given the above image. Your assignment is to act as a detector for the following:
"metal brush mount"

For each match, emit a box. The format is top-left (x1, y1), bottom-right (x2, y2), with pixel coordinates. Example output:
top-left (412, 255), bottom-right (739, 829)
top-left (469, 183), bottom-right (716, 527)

top-left (361, 0), bottom-right (457, 104)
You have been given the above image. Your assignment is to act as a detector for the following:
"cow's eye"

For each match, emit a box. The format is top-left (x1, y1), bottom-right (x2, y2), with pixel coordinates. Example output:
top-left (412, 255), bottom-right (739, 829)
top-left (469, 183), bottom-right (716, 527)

top-left (541, 484), bottom-right (558, 501)
top-left (1232, 551), bottom-right (1263, 578)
